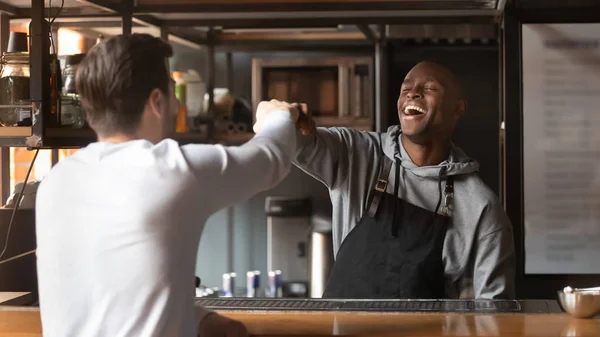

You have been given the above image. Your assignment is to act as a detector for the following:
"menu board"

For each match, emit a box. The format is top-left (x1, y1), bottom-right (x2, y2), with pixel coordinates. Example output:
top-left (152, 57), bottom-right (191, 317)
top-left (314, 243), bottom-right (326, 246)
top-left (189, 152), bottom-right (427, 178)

top-left (522, 24), bottom-right (600, 274)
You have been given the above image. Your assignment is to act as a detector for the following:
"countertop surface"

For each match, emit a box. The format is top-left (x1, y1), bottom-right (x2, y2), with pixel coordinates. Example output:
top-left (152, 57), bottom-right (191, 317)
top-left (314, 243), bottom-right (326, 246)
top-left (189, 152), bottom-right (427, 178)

top-left (1, 301), bottom-right (599, 336)
top-left (221, 310), bottom-right (600, 337)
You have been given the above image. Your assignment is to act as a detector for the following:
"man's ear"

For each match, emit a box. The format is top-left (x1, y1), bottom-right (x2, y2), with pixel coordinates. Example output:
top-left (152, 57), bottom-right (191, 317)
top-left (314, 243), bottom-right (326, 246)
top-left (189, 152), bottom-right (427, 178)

top-left (454, 99), bottom-right (467, 119)
top-left (147, 88), bottom-right (164, 119)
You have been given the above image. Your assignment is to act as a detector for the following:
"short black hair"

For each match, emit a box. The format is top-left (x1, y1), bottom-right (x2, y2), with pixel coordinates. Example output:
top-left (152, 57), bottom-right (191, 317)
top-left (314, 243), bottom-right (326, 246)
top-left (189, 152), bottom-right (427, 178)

top-left (76, 34), bottom-right (173, 136)
top-left (417, 59), bottom-right (466, 100)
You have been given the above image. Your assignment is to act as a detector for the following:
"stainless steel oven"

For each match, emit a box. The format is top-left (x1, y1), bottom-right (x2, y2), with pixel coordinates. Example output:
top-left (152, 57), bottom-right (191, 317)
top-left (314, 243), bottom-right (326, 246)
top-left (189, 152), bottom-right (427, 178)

top-left (252, 56), bottom-right (373, 130)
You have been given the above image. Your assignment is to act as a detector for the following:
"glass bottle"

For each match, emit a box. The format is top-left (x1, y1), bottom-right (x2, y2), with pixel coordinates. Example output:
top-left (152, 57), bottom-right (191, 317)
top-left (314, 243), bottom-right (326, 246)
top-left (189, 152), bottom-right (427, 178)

top-left (62, 53), bottom-right (85, 95)
top-left (60, 93), bottom-right (85, 128)
top-left (173, 71), bottom-right (187, 133)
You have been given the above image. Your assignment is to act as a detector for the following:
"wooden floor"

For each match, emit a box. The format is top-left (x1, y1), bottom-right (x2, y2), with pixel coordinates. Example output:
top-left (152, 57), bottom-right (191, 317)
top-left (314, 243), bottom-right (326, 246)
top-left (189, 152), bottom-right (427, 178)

top-left (1, 306), bottom-right (599, 336)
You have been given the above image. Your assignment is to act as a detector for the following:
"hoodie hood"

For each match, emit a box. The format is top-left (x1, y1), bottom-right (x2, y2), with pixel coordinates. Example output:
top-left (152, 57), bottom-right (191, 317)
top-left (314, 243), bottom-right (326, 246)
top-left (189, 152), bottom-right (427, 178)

top-left (381, 125), bottom-right (480, 179)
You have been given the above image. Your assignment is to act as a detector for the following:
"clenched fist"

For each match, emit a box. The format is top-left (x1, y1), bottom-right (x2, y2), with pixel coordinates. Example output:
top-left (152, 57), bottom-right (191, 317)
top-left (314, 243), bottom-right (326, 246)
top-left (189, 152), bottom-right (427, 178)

top-left (198, 312), bottom-right (248, 337)
top-left (291, 103), bottom-right (316, 136)
top-left (253, 99), bottom-right (300, 134)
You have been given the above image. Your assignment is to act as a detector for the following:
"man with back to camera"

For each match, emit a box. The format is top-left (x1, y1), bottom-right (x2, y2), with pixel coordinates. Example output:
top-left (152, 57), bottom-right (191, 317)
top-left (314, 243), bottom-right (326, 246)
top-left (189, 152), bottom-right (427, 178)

top-left (35, 34), bottom-right (302, 337)
top-left (256, 60), bottom-right (516, 299)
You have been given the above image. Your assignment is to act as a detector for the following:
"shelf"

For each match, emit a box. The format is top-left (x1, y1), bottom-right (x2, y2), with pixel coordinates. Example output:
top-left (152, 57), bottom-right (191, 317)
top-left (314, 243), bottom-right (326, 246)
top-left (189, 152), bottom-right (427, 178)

top-left (41, 127), bottom-right (95, 148)
top-left (1, 123), bottom-right (367, 147)
top-left (45, 127), bottom-right (96, 138)
top-left (41, 128), bottom-right (213, 147)
top-left (314, 116), bottom-right (372, 131)
top-left (0, 127), bottom-right (32, 137)
top-left (41, 128), bottom-right (254, 146)
top-left (172, 132), bottom-right (210, 145)
top-left (215, 132), bottom-right (255, 145)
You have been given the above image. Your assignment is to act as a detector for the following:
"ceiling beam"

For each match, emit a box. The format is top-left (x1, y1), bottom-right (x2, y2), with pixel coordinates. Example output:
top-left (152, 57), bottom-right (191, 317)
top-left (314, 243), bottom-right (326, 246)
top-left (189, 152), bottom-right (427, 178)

top-left (0, 1), bottom-right (23, 16)
top-left (52, 20), bottom-right (144, 29)
top-left (77, 0), bottom-right (202, 48)
top-left (132, 1), bottom-right (497, 13)
top-left (161, 11), bottom-right (500, 28)
top-left (211, 39), bottom-right (372, 52)
top-left (17, 6), bottom-right (114, 18)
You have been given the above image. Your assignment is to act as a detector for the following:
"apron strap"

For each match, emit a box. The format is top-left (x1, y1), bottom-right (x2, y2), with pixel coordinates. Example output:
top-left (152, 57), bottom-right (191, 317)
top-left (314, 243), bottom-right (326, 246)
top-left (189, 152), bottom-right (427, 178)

top-left (367, 155), bottom-right (393, 218)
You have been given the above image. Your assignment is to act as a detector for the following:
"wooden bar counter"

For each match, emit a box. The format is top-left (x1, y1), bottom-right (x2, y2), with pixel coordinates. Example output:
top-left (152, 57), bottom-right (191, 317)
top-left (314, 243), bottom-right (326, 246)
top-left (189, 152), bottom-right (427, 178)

top-left (1, 305), bottom-right (599, 337)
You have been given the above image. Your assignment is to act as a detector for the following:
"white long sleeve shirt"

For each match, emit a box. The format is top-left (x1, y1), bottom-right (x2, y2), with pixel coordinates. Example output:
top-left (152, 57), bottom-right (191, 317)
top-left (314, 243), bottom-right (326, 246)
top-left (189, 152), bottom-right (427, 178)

top-left (35, 110), bottom-right (297, 337)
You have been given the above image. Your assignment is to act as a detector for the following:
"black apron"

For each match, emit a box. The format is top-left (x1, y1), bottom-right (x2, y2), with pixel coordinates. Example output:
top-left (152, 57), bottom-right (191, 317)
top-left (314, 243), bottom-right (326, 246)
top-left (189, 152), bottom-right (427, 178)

top-left (322, 133), bottom-right (454, 299)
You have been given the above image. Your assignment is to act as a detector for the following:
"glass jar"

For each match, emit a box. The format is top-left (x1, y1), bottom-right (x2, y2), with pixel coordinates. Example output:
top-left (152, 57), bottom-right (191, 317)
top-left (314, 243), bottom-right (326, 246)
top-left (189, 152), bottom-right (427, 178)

top-left (60, 93), bottom-right (85, 128)
top-left (63, 64), bottom-right (77, 94)
top-left (0, 52), bottom-right (30, 126)
top-left (62, 53), bottom-right (85, 94)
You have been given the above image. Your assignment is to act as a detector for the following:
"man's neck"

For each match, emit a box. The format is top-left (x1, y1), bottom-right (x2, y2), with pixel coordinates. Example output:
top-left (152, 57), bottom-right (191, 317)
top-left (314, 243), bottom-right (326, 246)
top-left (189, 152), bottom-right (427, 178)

top-left (97, 133), bottom-right (138, 144)
top-left (400, 134), bottom-right (451, 167)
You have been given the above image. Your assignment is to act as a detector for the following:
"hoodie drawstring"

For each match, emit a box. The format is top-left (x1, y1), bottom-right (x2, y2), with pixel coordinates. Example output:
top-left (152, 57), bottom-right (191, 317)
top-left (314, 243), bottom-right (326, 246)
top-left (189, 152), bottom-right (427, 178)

top-left (434, 166), bottom-right (447, 217)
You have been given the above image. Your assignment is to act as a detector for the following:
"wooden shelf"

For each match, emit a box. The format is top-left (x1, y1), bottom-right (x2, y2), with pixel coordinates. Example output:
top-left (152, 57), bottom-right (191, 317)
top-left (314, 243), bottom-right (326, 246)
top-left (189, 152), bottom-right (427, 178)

top-left (0, 127), bottom-right (32, 137)
top-left (44, 128), bottom-right (213, 145)
top-left (215, 132), bottom-right (255, 145)
top-left (25, 123), bottom-right (370, 147)
top-left (41, 129), bottom-right (254, 146)
top-left (172, 132), bottom-right (210, 144)
top-left (45, 128), bottom-right (96, 138)
top-left (314, 116), bottom-right (372, 131)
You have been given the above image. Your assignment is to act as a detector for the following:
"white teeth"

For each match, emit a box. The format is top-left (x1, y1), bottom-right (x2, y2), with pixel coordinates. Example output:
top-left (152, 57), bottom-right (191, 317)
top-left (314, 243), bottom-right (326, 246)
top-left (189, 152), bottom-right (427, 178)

top-left (404, 105), bottom-right (426, 114)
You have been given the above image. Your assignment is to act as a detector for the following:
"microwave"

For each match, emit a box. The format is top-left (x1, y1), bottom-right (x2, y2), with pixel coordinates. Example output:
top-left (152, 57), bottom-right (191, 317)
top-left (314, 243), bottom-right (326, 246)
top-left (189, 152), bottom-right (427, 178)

top-left (252, 56), bottom-right (373, 131)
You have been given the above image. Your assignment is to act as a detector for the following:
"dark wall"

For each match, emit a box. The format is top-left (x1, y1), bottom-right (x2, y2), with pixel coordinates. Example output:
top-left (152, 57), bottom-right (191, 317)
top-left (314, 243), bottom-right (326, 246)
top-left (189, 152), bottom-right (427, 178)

top-left (387, 41), bottom-right (501, 196)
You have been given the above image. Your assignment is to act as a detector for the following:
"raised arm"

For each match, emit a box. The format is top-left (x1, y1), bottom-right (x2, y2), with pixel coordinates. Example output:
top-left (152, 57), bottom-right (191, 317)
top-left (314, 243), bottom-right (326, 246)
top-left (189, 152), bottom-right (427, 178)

top-left (294, 125), bottom-right (361, 190)
top-left (181, 101), bottom-right (299, 214)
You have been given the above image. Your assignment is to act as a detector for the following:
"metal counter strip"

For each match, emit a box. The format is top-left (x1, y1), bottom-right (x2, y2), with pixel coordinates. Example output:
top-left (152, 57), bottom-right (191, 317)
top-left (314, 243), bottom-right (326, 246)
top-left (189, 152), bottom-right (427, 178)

top-left (195, 298), bottom-right (530, 313)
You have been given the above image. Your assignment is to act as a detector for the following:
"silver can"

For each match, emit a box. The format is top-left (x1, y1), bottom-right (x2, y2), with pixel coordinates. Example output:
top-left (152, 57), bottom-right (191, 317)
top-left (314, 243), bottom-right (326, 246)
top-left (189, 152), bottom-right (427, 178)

top-left (222, 273), bottom-right (236, 297)
top-left (246, 271), bottom-right (256, 297)
top-left (253, 270), bottom-right (261, 296)
top-left (268, 270), bottom-right (283, 298)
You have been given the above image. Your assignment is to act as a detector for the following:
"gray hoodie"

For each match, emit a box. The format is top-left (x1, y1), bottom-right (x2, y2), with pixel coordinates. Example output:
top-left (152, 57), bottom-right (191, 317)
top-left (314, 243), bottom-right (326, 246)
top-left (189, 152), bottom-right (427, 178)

top-left (293, 125), bottom-right (515, 299)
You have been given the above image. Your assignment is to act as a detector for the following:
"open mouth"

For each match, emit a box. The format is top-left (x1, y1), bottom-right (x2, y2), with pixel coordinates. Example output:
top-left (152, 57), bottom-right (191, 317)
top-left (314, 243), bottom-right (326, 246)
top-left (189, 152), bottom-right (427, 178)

top-left (404, 105), bottom-right (426, 116)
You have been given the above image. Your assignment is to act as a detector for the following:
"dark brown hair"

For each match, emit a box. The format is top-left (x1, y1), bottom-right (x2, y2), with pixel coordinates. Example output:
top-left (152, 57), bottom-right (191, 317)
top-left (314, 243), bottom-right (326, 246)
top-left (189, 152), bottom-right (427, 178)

top-left (76, 34), bottom-right (173, 136)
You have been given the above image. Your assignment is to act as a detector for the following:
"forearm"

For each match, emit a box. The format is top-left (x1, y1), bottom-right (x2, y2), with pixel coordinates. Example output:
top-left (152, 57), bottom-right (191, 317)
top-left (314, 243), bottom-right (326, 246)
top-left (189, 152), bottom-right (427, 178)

top-left (182, 110), bottom-right (297, 213)
top-left (293, 127), bottom-right (352, 189)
